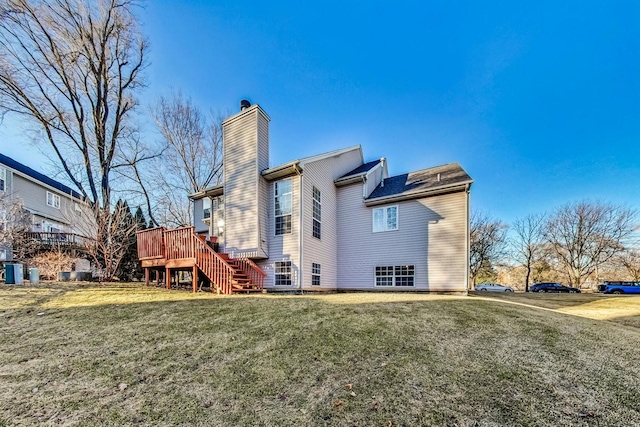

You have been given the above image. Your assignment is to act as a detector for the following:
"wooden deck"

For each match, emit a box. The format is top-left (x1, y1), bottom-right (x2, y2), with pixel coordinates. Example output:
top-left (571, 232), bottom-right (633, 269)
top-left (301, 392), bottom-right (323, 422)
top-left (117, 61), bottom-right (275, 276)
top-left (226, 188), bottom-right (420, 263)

top-left (136, 226), bottom-right (266, 294)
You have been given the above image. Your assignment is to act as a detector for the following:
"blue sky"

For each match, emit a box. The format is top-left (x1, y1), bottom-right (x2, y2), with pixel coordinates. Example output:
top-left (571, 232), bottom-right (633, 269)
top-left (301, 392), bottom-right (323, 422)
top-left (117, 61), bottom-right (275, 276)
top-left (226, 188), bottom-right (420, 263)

top-left (1, 0), bottom-right (639, 224)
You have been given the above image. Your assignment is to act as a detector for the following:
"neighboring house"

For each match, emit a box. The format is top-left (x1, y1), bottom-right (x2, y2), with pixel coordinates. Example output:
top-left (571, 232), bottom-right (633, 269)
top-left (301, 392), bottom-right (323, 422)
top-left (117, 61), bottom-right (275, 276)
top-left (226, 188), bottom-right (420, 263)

top-left (185, 102), bottom-right (473, 293)
top-left (0, 153), bottom-right (91, 261)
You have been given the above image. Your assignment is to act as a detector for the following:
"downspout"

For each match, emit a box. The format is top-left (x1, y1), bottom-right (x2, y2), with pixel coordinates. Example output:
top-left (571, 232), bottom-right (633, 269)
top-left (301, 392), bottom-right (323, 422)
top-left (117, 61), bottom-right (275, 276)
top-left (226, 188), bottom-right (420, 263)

top-left (465, 183), bottom-right (471, 294)
top-left (297, 169), bottom-right (304, 292)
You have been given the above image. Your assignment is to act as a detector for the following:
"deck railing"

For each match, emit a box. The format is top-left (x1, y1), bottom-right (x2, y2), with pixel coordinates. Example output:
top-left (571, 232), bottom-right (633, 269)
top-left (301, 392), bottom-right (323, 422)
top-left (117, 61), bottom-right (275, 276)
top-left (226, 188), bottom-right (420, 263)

top-left (163, 226), bottom-right (196, 260)
top-left (136, 227), bottom-right (166, 259)
top-left (25, 232), bottom-right (93, 248)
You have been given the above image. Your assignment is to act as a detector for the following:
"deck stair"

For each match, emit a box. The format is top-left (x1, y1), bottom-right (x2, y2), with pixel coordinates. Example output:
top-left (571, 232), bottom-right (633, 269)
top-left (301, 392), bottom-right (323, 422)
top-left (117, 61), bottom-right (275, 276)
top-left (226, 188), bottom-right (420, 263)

top-left (137, 226), bottom-right (266, 294)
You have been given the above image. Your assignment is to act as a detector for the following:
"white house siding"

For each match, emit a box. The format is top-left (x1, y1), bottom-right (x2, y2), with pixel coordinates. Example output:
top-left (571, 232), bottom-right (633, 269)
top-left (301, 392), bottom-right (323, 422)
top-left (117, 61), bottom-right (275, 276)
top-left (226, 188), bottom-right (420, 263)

top-left (222, 106), bottom-right (270, 258)
top-left (300, 149), bottom-right (363, 290)
top-left (336, 185), bottom-right (468, 292)
top-left (257, 175), bottom-right (300, 289)
top-left (257, 115), bottom-right (270, 258)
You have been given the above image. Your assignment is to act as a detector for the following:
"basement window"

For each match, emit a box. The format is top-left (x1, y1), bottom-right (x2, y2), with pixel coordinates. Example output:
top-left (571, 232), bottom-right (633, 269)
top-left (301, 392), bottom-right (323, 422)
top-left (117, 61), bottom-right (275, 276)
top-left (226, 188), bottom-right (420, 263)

top-left (275, 261), bottom-right (292, 286)
top-left (312, 263), bottom-right (321, 286)
top-left (375, 265), bottom-right (414, 287)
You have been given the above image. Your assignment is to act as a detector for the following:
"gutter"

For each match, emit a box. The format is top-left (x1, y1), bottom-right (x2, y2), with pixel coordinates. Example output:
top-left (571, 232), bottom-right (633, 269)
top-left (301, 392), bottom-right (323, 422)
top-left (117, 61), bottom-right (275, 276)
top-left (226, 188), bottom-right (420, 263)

top-left (465, 183), bottom-right (471, 293)
top-left (297, 168), bottom-right (304, 292)
top-left (364, 181), bottom-right (473, 207)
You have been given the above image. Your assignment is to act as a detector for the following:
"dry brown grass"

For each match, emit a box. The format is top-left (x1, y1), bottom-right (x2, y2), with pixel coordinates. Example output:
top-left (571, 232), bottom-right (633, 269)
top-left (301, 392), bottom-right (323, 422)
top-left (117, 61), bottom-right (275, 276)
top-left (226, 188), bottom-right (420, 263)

top-left (1, 283), bottom-right (640, 426)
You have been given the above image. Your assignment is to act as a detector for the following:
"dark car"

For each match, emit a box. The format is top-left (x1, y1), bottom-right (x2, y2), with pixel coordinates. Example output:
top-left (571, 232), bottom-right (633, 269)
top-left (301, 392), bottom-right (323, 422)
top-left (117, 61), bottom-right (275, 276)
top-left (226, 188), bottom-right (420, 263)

top-left (597, 281), bottom-right (640, 294)
top-left (529, 282), bottom-right (581, 293)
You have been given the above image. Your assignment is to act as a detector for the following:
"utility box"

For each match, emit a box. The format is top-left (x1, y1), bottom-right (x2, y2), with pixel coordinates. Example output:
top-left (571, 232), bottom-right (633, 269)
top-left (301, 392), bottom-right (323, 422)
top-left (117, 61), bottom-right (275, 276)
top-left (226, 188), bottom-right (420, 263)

top-left (13, 264), bottom-right (24, 284)
top-left (5, 263), bottom-right (15, 284)
top-left (4, 264), bottom-right (23, 284)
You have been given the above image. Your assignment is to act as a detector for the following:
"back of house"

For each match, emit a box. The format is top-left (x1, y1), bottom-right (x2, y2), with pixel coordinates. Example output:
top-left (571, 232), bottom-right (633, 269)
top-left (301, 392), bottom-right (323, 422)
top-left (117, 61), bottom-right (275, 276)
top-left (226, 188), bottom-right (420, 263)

top-left (190, 101), bottom-right (472, 293)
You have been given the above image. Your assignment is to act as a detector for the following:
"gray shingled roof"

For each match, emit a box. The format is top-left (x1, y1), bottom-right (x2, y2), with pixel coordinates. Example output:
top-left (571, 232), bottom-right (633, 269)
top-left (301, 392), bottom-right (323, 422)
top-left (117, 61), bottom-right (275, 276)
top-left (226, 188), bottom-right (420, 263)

top-left (338, 159), bottom-right (381, 179)
top-left (367, 163), bottom-right (472, 200)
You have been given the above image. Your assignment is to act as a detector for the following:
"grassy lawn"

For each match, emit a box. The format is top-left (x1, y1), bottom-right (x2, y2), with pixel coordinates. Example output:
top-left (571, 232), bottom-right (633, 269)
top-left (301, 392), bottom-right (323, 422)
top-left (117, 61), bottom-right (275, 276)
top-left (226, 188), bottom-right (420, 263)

top-left (1, 284), bottom-right (639, 426)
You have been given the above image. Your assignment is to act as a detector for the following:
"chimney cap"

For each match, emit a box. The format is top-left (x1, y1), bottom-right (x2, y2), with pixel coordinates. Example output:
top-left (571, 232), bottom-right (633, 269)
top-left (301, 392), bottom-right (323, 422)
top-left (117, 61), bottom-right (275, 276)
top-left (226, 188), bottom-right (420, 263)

top-left (240, 99), bottom-right (251, 111)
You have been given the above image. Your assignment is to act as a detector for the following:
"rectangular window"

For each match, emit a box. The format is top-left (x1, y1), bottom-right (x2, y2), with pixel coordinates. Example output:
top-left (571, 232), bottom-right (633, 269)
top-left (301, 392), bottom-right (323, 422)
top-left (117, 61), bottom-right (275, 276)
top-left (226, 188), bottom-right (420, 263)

top-left (312, 186), bottom-right (321, 239)
top-left (46, 191), bottom-right (60, 209)
top-left (275, 261), bottom-right (292, 286)
top-left (312, 263), bottom-right (321, 286)
top-left (375, 265), bottom-right (415, 287)
top-left (275, 179), bottom-right (292, 235)
top-left (203, 197), bottom-right (212, 219)
top-left (372, 205), bottom-right (398, 232)
top-left (0, 167), bottom-right (5, 192)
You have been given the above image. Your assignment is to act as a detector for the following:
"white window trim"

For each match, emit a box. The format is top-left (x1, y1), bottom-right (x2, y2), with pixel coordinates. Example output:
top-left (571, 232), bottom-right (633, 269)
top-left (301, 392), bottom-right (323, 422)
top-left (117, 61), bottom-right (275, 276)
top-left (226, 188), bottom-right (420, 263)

top-left (46, 191), bottom-right (61, 209)
top-left (311, 262), bottom-right (321, 286)
top-left (0, 166), bottom-right (6, 192)
top-left (372, 205), bottom-right (398, 233)
top-left (275, 179), bottom-right (293, 236)
top-left (275, 261), bottom-right (293, 286)
top-left (312, 186), bottom-right (321, 239)
top-left (374, 265), bottom-right (415, 287)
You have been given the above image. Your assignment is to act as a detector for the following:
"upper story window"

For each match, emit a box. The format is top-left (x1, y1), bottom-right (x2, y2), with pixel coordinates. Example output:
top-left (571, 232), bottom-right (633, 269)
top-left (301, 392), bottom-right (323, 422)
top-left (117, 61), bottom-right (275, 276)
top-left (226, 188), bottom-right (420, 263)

top-left (312, 186), bottom-right (321, 239)
top-left (203, 197), bottom-right (212, 219)
top-left (275, 179), bottom-right (292, 235)
top-left (0, 167), bottom-right (5, 192)
top-left (372, 205), bottom-right (398, 232)
top-left (46, 191), bottom-right (60, 209)
top-left (74, 202), bottom-right (82, 216)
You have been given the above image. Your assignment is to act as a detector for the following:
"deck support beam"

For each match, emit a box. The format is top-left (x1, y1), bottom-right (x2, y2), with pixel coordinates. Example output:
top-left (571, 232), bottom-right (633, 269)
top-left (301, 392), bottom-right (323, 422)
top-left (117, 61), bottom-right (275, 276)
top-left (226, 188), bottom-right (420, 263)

top-left (193, 265), bottom-right (198, 293)
top-left (166, 267), bottom-right (171, 290)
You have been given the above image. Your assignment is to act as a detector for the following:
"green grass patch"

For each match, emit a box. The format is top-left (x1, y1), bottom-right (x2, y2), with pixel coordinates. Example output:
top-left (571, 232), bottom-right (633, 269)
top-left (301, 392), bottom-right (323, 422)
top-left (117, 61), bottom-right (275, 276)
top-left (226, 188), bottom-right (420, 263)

top-left (1, 283), bottom-right (640, 425)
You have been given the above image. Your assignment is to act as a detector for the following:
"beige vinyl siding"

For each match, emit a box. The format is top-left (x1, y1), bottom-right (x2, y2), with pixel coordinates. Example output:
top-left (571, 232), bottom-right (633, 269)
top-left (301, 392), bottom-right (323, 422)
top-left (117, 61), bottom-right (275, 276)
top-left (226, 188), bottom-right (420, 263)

top-left (222, 106), bottom-right (270, 258)
top-left (337, 186), bottom-right (468, 292)
top-left (300, 149), bottom-right (363, 289)
top-left (256, 175), bottom-right (300, 289)
top-left (257, 113), bottom-right (270, 258)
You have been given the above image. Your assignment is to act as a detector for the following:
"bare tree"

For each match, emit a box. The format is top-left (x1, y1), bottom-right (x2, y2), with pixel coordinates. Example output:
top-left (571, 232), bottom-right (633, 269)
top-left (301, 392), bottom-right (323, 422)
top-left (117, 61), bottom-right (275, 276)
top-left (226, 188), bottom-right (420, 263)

top-left (0, 193), bottom-right (37, 261)
top-left (469, 212), bottom-right (507, 288)
top-left (0, 0), bottom-right (147, 280)
top-left (544, 201), bottom-right (637, 288)
top-left (0, 0), bottom-right (147, 212)
top-left (146, 91), bottom-right (224, 227)
top-left (83, 200), bottom-right (137, 282)
top-left (511, 213), bottom-right (546, 292)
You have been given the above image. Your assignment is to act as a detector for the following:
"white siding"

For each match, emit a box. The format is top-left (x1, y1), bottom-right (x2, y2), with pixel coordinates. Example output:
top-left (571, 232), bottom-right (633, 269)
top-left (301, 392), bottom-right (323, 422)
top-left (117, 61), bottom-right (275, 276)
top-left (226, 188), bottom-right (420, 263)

top-left (257, 175), bottom-right (300, 289)
top-left (364, 165), bottom-right (383, 198)
top-left (300, 149), bottom-right (363, 289)
top-left (337, 186), bottom-right (468, 292)
top-left (222, 106), bottom-right (270, 258)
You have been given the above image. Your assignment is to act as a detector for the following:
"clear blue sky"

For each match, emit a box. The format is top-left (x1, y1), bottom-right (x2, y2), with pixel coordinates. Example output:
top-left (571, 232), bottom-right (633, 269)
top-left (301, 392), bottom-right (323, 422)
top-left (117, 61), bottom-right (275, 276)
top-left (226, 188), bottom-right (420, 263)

top-left (1, 0), bottom-right (639, 224)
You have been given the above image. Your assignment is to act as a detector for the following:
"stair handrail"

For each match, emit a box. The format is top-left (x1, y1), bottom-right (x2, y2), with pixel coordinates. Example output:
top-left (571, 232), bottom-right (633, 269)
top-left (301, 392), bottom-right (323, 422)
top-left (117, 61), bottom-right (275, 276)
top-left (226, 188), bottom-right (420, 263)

top-left (191, 232), bottom-right (236, 294)
top-left (235, 257), bottom-right (266, 291)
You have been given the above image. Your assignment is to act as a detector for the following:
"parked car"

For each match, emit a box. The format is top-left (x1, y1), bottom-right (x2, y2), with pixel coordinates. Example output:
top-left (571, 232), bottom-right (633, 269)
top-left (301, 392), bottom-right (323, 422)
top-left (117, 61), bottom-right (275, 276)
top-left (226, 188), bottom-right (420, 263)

top-left (475, 282), bottom-right (514, 292)
top-left (597, 281), bottom-right (640, 294)
top-left (530, 282), bottom-right (581, 293)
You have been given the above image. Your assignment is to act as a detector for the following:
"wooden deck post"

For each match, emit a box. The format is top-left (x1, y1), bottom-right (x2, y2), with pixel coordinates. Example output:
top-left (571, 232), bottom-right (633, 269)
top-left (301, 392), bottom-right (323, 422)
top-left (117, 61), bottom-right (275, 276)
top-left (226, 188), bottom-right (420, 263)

top-left (192, 265), bottom-right (198, 293)
top-left (166, 267), bottom-right (171, 290)
top-left (145, 268), bottom-right (149, 286)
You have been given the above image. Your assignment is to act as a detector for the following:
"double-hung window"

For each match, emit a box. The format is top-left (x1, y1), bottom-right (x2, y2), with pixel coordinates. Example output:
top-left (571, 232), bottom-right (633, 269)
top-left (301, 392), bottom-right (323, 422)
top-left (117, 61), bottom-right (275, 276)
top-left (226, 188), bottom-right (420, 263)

top-left (46, 191), bottom-right (60, 209)
top-left (275, 179), bottom-right (292, 235)
top-left (372, 205), bottom-right (398, 232)
top-left (312, 186), bottom-right (321, 239)
top-left (0, 167), bottom-right (5, 192)
top-left (312, 263), bottom-right (321, 286)
top-left (375, 265), bottom-right (415, 287)
top-left (275, 261), bottom-right (292, 285)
